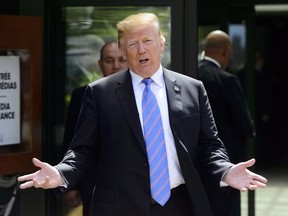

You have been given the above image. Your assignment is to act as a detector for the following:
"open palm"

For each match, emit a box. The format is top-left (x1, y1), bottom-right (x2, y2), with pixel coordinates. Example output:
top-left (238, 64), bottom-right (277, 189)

top-left (18, 158), bottom-right (63, 189)
top-left (223, 158), bottom-right (267, 192)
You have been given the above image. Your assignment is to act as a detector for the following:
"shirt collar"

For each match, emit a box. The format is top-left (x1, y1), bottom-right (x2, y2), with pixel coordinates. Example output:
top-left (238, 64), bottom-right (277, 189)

top-left (204, 56), bottom-right (221, 68)
top-left (130, 65), bottom-right (164, 88)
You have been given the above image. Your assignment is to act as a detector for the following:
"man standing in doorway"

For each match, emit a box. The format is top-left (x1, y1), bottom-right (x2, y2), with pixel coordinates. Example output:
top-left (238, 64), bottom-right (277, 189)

top-left (197, 30), bottom-right (256, 216)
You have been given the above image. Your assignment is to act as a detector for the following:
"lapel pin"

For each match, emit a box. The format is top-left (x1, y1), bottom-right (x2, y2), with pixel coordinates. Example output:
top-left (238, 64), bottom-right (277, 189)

top-left (174, 85), bottom-right (181, 94)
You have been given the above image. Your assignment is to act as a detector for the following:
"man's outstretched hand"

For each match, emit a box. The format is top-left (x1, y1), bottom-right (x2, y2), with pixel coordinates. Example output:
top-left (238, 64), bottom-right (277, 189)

top-left (223, 158), bottom-right (267, 192)
top-left (18, 158), bottom-right (63, 189)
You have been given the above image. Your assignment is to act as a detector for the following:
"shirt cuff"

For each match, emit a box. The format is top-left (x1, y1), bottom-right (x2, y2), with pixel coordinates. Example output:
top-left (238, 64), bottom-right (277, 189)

top-left (220, 168), bottom-right (231, 187)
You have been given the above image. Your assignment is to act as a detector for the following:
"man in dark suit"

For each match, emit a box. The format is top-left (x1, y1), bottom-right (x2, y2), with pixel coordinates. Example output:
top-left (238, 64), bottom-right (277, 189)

top-left (197, 30), bottom-right (256, 216)
top-left (18, 13), bottom-right (267, 216)
top-left (61, 41), bottom-right (127, 215)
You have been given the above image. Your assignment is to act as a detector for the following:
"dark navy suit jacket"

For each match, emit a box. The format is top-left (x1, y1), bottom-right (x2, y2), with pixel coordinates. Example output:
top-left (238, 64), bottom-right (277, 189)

top-left (198, 59), bottom-right (255, 163)
top-left (56, 68), bottom-right (233, 216)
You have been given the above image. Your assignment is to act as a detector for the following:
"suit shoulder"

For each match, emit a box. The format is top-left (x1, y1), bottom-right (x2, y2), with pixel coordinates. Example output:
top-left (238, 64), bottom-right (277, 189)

top-left (71, 85), bottom-right (87, 98)
top-left (71, 85), bottom-right (87, 92)
top-left (88, 70), bottom-right (127, 89)
top-left (220, 70), bottom-right (240, 82)
top-left (166, 69), bottom-right (203, 86)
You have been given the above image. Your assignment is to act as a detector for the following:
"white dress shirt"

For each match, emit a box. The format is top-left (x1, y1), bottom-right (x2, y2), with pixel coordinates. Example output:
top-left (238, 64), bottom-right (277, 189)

top-left (130, 65), bottom-right (185, 189)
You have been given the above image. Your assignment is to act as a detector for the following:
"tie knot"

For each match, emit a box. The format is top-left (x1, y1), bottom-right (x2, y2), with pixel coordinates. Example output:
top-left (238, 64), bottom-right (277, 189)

top-left (142, 78), bottom-right (153, 86)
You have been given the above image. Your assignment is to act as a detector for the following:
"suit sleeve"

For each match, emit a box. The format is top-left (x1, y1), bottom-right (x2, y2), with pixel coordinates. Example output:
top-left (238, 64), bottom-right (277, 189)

top-left (56, 85), bottom-right (99, 192)
top-left (197, 82), bottom-right (233, 183)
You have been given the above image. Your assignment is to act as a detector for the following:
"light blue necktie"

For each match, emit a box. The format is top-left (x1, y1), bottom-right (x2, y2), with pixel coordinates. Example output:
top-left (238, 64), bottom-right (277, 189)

top-left (142, 78), bottom-right (170, 206)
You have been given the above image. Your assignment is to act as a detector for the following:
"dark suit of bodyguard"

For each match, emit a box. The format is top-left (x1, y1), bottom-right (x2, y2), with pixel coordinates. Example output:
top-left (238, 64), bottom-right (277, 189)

top-left (198, 59), bottom-right (255, 163)
top-left (197, 30), bottom-right (256, 216)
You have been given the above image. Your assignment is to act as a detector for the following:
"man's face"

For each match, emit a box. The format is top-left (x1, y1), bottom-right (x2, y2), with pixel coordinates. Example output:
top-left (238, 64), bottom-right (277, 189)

top-left (121, 26), bottom-right (165, 78)
top-left (98, 43), bottom-right (127, 77)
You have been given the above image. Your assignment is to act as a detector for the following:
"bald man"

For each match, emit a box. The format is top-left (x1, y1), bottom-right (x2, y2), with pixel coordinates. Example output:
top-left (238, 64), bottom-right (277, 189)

top-left (197, 30), bottom-right (255, 216)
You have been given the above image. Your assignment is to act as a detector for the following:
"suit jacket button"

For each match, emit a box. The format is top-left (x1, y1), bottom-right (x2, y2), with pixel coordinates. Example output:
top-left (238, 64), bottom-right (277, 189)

top-left (144, 162), bottom-right (148, 167)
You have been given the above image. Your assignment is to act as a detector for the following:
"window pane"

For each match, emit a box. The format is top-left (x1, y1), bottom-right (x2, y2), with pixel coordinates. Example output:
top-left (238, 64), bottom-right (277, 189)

top-left (64, 6), bottom-right (171, 107)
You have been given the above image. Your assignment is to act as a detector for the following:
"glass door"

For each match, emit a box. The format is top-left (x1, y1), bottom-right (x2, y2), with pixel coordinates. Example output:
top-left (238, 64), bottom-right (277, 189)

top-left (44, 1), bottom-right (193, 215)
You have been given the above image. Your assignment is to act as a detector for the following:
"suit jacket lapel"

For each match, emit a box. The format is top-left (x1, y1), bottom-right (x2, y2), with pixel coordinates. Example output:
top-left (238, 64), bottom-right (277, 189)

top-left (163, 69), bottom-right (183, 125)
top-left (115, 71), bottom-right (147, 153)
top-left (164, 69), bottom-right (214, 215)
top-left (115, 69), bottom-right (184, 154)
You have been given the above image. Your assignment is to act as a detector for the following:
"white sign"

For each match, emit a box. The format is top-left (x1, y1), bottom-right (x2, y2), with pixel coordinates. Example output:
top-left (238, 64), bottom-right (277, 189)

top-left (0, 56), bottom-right (20, 146)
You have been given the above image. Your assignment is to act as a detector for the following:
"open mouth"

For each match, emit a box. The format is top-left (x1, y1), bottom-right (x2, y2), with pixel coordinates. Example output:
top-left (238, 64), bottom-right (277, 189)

top-left (139, 58), bottom-right (149, 64)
